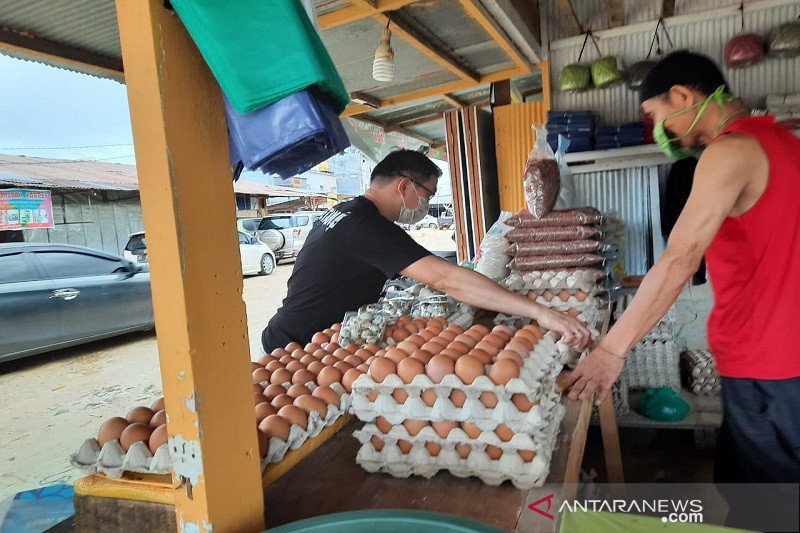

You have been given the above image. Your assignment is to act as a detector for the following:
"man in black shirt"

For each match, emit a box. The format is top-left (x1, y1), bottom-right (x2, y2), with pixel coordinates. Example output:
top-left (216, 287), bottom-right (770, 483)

top-left (262, 150), bottom-right (590, 352)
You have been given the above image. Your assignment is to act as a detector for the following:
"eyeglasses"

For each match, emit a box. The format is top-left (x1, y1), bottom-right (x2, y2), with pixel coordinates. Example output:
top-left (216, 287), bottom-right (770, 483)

top-left (399, 173), bottom-right (436, 198)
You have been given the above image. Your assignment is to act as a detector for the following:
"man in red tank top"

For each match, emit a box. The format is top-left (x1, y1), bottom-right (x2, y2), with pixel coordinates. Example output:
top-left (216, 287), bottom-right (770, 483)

top-left (561, 51), bottom-right (799, 529)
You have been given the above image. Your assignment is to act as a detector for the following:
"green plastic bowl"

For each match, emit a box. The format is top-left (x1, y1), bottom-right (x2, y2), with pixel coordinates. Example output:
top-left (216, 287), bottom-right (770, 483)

top-left (266, 510), bottom-right (504, 533)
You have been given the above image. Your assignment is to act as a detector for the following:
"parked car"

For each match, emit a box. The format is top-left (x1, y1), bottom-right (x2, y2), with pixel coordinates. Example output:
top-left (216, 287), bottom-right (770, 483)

top-left (123, 231), bottom-right (276, 276)
top-left (244, 211), bottom-right (325, 262)
top-left (404, 214), bottom-right (439, 230)
top-left (437, 211), bottom-right (455, 229)
top-left (0, 243), bottom-right (154, 362)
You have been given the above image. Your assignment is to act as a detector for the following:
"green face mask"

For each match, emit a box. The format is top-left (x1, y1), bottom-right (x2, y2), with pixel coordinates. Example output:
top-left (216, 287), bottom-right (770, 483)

top-left (653, 85), bottom-right (732, 160)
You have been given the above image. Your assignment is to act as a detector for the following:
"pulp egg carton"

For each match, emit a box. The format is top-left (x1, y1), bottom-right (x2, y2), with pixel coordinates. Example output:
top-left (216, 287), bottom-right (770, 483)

top-left (591, 375), bottom-right (630, 422)
top-left (349, 336), bottom-right (564, 433)
top-left (501, 270), bottom-right (602, 293)
top-left (622, 340), bottom-right (681, 391)
top-left (352, 402), bottom-right (565, 489)
top-left (681, 350), bottom-right (721, 397)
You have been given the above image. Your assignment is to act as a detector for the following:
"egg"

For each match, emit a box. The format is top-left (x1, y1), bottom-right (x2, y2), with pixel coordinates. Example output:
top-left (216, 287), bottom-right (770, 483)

top-left (467, 348), bottom-right (493, 365)
top-left (354, 348), bottom-right (372, 360)
top-left (397, 439), bottom-right (413, 454)
top-left (410, 349), bottom-right (434, 364)
top-left (265, 361), bottom-right (285, 373)
top-left (370, 436), bottom-right (385, 451)
top-left (505, 340), bottom-right (531, 358)
top-left (408, 335), bottom-right (428, 348)
top-left (431, 421), bottom-right (458, 439)
top-left (460, 422), bottom-right (482, 439)
top-left (385, 348), bottom-right (409, 364)
top-left (285, 360), bottom-right (306, 374)
top-left (479, 391), bottom-right (498, 407)
top-left (391, 327), bottom-right (411, 342)
top-left (471, 323), bottom-right (490, 336)
top-left (149, 397), bottom-right (165, 412)
top-left (439, 348), bottom-right (461, 360)
top-left (526, 291), bottom-right (537, 301)
top-left (342, 368), bottom-right (365, 393)
top-left (426, 442), bottom-right (443, 456)
top-left (421, 389), bottom-right (438, 407)
top-left (495, 424), bottom-right (514, 442)
top-left (311, 385), bottom-right (341, 407)
top-left (485, 445), bottom-right (503, 460)
top-left (272, 348), bottom-right (290, 358)
top-left (253, 383), bottom-right (264, 395)
top-left (300, 354), bottom-right (318, 366)
top-left (257, 354), bottom-right (275, 366)
top-left (395, 341), bottom-right (419, 356)
top-left (456, 443), bottom-right (472, 459)
top-left (324, 342), bottom-right (340, 354)
top-left (403, 419), bottom-right (429, 436)
top-left (567, 308), bottom-right (581, 318)
top-left (447, 341), bottom-right (470, 355)
top-left (492, 324), bottom-right (515, 339)
top-left (438, 330), bottom-right (457, 343)
top-left (330, 332), bottom-right (340, 344)
top-left (367, 390), bottom-right (379, 402)
top-left (321, 354), bottom-right (339, 366)
top-left (462, 329), bottom-right (483, 342)
top-left (397, 357), bottom-right (425, 384)
top-left (290, 349), bottom-right (306, 359)
top-left (446, 325), bottom-right (465, 336)
top-left (271, 394), bottom-right (295, 409)
top-left (518, 449), bottom-right (536, 463)
top-left (294, 395), bottom-right (328, 420)
top-left (277, 405), bottom-right (308, 429)
top-left (511, 393), bottom-right (537, 412)
top-left (263, 384), bottom-right (287, 401)
top-left (368, 357), bottom-right (397, 383)
top-left (333, 361), bottom-right (354, 374)
top-left (411, 318), bottom-right (428, 330)
top-left (120, 423), bottom-right (153, 451)
top-left (474, 341), bottom-right (500, 357)
top-left (425, 355), bottom-right (455, 383)
top-left (286, 384), bottom-right (312, 398)
top-left (255, 402), bottom-right (277, 422)
top-left (304, 343), bottom-right (321, 354)
top-left (421, 340), bottom-right (446, 354)
top-left (97, 417), bottom-right (129, 446)
top-left (370, 353), bottom-right (383, 361)
top-left (317, 366), bottom-right (344, 388)
top-left (311, 332), bottom-right (330, 345)
top-left (454, 355), bottom-right (484, 385)
top-left (279, 354), bottom-right (295, 365)
top-left (392, 389), bottom-right (409, 404)
top-left (292, 369), bottom-right (316, 386)
top-left (418, 330), bottom-right (435, 342)
top-left (270, 368), bottom-right (292, 385)
top-left (481, 334), bottom-right (505, 349)
top-left (254, 392), bottom-right (267, 406)
top-left (374, 416), bottom-right (393, 433)
top-left (257, 429), bottom-right (270, 458)
top-left (126, 406), bottom-right (155, 425)
top-left (453, 334), bottom-right (477, 348)
top-left (496, 350), bottom-right (524, 367)
top-left (522, 323), bottom-right (544, 339)
top-left (341, 343), bottom-right (358, 354)
top-left (557, 289), bottom-right (570, 302)
top-left (344, 355), bottom-right (364, 367)
top-left (514, 330), bottom-right (538, 346)
top-left (285, 342), bottom-right (302, 352)
top-left (148, 424), bottom-right (168, 454)
top-left (575, 290), bottom-right (588, 302)
top-left (258, 414), bottom-right (291, 441)
top-left (331, 322), bottom-right (342, 332)
top-left (333, 348), bottom-right (351, 359)
top-left (251, 362), bottom-right (262, 371)
top-left (149, 409), bottom-right (167, 428)
top-left (488, 359), bottom-right (520, 385)
top-left (449, 389), bottom-right (467, 407)
top-left (357, 363), bottom-right (370, 373)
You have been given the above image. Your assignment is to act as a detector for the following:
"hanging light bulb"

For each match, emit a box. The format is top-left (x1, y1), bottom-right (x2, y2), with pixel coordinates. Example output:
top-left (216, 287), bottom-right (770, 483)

top-left (373, 23), bottom-right (394, 83)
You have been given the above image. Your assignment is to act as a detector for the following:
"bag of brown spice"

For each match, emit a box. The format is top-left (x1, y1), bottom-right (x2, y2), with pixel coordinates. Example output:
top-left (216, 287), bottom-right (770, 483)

top-left (522, 125), bottom-right (560, 219)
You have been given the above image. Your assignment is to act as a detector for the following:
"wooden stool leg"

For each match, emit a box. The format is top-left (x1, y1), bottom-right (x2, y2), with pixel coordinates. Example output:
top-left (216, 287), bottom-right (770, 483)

top-left (598, 395), bottom-right (625, 483)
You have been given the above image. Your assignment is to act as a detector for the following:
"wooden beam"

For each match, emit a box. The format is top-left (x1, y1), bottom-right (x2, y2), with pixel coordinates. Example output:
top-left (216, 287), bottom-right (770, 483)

top-left (458, 0), bottom-right (528, 69)
top-left (608, 0), bottom-right (625, 28)
top-left (115, 1), bottom-right (264, 531)
top-left (318, 5), bottom-right (373, 30)
top-left (490, 80), bottom-right (512, 107)
top-left (442, 94), bottom-right (465, 108)
top-left (661, 0), bottom-right (676, 18)
top-left (398, 114), bottom-right (446, 129)
top-left (359, 115), bottom-right (437, 146)
top-left (556, 0), bottom-right (583, 35)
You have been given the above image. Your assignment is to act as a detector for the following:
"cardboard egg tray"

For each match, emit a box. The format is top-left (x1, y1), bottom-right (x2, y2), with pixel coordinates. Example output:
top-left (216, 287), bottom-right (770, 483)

top-left (71, 383), bottom-right (351, 479)
top-left (622, 340), bottom-right (681, 391)
top-left (349, 335), bottom-right (564, 433)
top-left (352, 401), bottom-right (565, 489)
top-left (501, 270), bottom-right (602, 293)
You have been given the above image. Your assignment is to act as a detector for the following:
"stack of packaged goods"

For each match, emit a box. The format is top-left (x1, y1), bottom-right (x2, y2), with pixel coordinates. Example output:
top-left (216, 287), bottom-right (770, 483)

top-left (767, 93), bottom-right (800, 132)
top-left (546, 111), bottom-right (595, 153)
top-left (594, 122), bottom-right (646, 150)
top-left (681, 349), bottom-right (721, 396)
top-left (350, 320), bottom-right (567, 489)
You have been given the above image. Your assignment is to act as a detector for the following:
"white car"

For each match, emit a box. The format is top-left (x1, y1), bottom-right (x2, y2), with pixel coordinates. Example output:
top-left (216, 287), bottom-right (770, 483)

top-left (407, 214), bottom-right (440, 230)
top-left (123, 231), bottom-right (276, 276)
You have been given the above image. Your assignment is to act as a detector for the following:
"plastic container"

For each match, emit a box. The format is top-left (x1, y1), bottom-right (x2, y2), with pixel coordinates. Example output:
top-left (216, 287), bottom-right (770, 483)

top-left (265, 509), bottom-right (505, 533)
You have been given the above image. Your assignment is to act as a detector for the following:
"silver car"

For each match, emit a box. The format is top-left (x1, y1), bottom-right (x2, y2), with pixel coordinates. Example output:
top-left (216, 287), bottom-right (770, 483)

top-left (0, 243), bottom-right (154, 362)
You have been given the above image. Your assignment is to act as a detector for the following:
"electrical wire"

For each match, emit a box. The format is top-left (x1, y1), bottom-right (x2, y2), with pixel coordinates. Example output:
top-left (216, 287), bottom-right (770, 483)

top-left (0, 142), bottom-right (134, 150)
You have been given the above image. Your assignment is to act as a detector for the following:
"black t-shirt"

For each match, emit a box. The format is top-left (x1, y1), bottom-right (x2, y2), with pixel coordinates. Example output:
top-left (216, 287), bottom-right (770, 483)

top-left (262, 196), bottom-right (431, 350)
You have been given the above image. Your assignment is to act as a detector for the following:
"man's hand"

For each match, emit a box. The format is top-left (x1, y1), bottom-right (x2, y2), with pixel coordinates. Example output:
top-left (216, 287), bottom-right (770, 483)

top-left (559, 346), bottom-right (626, 404)
top-left (535, 306), bottom-right (594, 350)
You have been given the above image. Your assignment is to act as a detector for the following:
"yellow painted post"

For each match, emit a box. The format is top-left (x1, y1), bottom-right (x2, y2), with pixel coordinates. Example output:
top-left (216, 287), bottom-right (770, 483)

top-left (115, 1), bottom-right (265, 531)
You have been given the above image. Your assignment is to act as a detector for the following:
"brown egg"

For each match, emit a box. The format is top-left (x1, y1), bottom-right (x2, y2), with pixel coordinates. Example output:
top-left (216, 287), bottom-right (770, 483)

top-left (292, 369), bottom-right (316, 386)
top-left (150, 397), bottom-right (165, 412)
top-left (369, 357), bottom-right (397, 383)
top-left (410, 349), bottom-right (433, 364)
top-left (505, 340), bottom-right (531, 358)
top-left (467, 348), bottom-right (493, 365)
top-left (438, 330), bottom-right (457, 343)
top-left (342, 368), bottom-right (365, 393)
top-left (354, 348), bottom-right (372, 360)
top-left (370, 435), bottom-right (385, 451)
top-left (330, 332), bottom-right (340, 344)
top-left (474, 341), bottom-right (500, 357)
top-left (479, 391), bottom-right (498, 407)
top-left (368, 389), bottom-right (380, 402)
top-left (148, 424), bottom-right (168, 454)
top-left (272, 348), bottom-right (290, 358)
top-left (333, 348), bottom-right (351, 360)
top-left (412, 318), bottom-right (428, 330)
top-left (426, 442), bottom-right (443, 456)
top-left (397, 357), bottom-right (425, 384)
top-left (512, 393), bottom-right (537, 412)
top-left (385, 348), bottom-right (409, 364)
top-left (324, 342), bottom-right (340, 354)
top-left (518, 449), bottom-right (536, 462)
top-left (375, 416), bottom-right (393, 433)
top-left (397, 439), bottom-right (413, 454)
top-left (403, 419), bottom-right (429, 436)
top-left (541, 290), bottom-right (554, 302)
top-left (447, 341), bottom-right (470, 355)
top-left (421, 340), bottom-right (446, 354)
top-left (446, 325), bottom-right (465, 336)
top-left (317, 366), bottom-right (344, 388)
top-left (496, 350), bottom-right (524, 367)
top-left (556, 289), bottom-right (570, 302)
top-left (331, 322), bottom-right (342, 332)
top-left (271, 394), bottom-right (295, 409)
top-left (454, 355), bottom-right (484, 385)
top-left (253, 383), bottom-right (265, 395)
top-left (426, 355), bottom-right (455, 383)
top-left (449, 389), bottom-right (467, 407)
top-left (321, 354), bottom-right (339, 366)
top-left (310, 348), bottom-right (326, 360)
top-left (418, 330), bottom-right (435, 342)
top-left (257, 429), bottom-right (270, 458)
top-left (392, 389), bottom-right (409, 404)
top-left (294, 395), bottom-right (329, 420)
top-left (304, 343), bottom-right (321, 354)
top-left (285, 360), bottom-right (306, 374)
top-left (488, 359), bottom-right (520, 385)
top-left (259, 414), bottom-right (291, 441)
top-left (149, 410), bottom-right (167, 428)
top-left (364, 344), bottom-right (381, 354)
top-left (289, 349), bottom-right (306, 360)
top-left (366, 354), bottom-right (380, 364)
top-left (333, 361), bottom-right (354, 375)
top-left (300, 354), bottom-right (318, 367)
top-left (492, 324), bottom-right (515, 339)
top-left (522, 323), bottom-right (544, 338)
top-left (462, 329), bottom-right (484, 342)
top-left (311, 332), bottom-right (330, 345)
top-left (454, 334), bottom-right (477, 348)
top-left (483, 334), bottom-right (507, 349)
top-left (277, 405), bottom-right (308, 429)
top-left (471, 324), bottom-right (490, 336)
top-left (393, 341), bottom-right (417, 356)
top-left (255, 402), bottom-right (277, 422)
top-left (265, 360), bottom-right (285, 373)
top-left (341, 343), bottom-right (358, 354)
top-left (97, 417), bottom-right (129, 446)
top-left (391, 327), bottom-right (411, 342)
top-left (421, 389), bottom-right (438, 407)
top-left (126, 406), bottom-right (155, 425)
top-left (257, 354), bottom-right (275, 366)
top-left (485, 445), bottom-right (503, 460)
top-left (279, 354), bottom-right (295, 365)
top-left (357, 363), bottom-right (370, 373)
top-left (270, 368), bottom-right (292, 385)
top-left (567, 308), bottom-right (581, 318)
top-left (251, 362), bottom-right (262, 371)
top-left (495, 424), bottom-right (514, 442)
top-left (456, 443), bottom-right (472, 459)
top-left (431, 421), bottom-right (458, 439)
top-left (120, 423), bottom-right (153, 451)
top-left (263, 384), bottom-right (287, 401)
top-left (311, 385), bottom-right (341, 406)
top-left (461, 422), bottom-right (483, 439)
top-left (254, 393), bottom-right (267, 406)
top-left (439, 348), bottom-right (461, 360)
top-left (285, 342), bottom-right (302, 352)
top-left (286, 384), bottom-right (312, 398)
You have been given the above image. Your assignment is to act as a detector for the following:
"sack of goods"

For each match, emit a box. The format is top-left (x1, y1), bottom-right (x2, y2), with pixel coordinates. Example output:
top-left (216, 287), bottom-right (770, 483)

top-left (724, 33), bottom-right (765, 68)
top-left (591, 56), bottom-right (624, 88)
top-left (559, 64), bottom-right (591, 92)
top-left (523, 126), bottom-right (562, 218)
top-left (768, 21), bottom-right (800, 58)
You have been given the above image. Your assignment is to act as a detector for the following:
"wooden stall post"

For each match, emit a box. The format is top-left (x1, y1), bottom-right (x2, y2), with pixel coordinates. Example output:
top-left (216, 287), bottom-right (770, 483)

top-left (115, 1), bottom-right (265, 531)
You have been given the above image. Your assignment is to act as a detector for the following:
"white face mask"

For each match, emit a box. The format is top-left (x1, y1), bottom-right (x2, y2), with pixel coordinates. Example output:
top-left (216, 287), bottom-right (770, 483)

top-left (396, 184), bottom-right (429, 224)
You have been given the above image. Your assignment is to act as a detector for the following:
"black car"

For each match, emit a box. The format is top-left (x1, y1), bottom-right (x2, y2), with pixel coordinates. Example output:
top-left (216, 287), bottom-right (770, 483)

top-left (0, 243), bottom-right (154, 362)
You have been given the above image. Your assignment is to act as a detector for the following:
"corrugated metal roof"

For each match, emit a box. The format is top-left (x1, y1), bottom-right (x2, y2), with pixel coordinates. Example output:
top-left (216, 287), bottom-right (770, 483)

top-left (0, 154), bottom-right (325, 197)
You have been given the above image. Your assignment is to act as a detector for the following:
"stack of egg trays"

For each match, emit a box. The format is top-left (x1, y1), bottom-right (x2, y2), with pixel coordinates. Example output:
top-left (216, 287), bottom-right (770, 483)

top-left (590, 374), bottom-right (630, 423)
top-left (622, 340), bottom-right (681, 391)
top-left (613, 295), bottom-right (680, 342)
top-left (681, 349), bottom-right (721, 396)
top-left (501, 270), bottom-right (602, 294)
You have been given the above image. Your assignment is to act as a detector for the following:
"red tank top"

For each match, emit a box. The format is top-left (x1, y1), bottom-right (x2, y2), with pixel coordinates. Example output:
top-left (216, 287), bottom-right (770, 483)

top-left (705, 116), bottom-right (800, 379)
